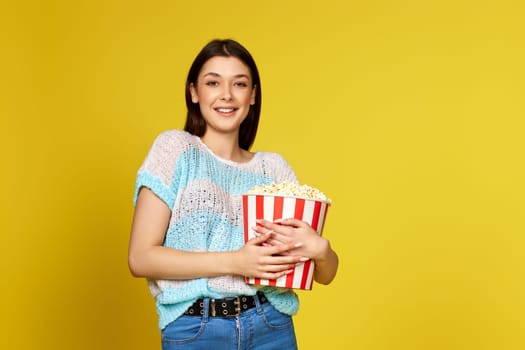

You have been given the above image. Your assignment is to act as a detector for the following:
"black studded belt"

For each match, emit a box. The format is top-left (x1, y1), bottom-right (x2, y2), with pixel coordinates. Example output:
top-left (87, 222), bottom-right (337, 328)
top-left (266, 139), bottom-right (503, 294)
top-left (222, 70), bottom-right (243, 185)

top-left (184, 292), bottom-right (267, 317)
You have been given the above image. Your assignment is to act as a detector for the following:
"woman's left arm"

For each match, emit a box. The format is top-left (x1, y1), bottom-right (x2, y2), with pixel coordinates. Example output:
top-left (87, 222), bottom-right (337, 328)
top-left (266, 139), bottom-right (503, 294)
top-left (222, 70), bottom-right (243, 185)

top-left (253, 219), bottom-right (339, 285)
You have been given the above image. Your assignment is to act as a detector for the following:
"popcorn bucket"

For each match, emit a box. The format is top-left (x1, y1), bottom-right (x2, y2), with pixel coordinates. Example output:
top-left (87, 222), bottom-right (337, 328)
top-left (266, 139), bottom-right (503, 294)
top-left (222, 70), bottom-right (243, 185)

top-left (242, 194), bottom-right (330, 290)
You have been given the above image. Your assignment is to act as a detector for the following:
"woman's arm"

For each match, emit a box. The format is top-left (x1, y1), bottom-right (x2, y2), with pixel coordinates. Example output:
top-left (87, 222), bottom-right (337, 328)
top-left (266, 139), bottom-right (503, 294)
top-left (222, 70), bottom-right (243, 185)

top-left (252, 218), bottom-right (339, 285)
top-left (128, 188), bottom-right (306, 280)
top-left (309, 234), bottom-right (339, 285)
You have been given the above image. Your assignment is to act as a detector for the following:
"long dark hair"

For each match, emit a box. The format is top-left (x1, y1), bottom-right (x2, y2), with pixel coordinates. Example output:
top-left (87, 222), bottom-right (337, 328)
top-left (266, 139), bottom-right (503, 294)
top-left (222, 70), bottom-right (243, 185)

top-left (184, 39), bottom-right (262, 151)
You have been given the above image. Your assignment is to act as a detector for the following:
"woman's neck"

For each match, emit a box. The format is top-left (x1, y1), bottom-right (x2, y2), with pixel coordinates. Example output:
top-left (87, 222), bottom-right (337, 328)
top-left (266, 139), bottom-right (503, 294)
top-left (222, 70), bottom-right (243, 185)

top-left (200, 132), bottom-right (251, 163)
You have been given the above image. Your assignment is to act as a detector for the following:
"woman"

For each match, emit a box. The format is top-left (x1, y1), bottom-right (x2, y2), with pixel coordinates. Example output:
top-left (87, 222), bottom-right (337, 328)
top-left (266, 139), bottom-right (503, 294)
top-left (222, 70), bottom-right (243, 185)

top-left (129, 38), bottom-right (338, 349)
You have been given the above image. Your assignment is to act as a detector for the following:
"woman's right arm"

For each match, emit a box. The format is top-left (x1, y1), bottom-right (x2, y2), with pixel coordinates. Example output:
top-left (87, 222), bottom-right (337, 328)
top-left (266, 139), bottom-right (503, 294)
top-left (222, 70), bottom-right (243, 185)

top-left (128, 188), bottom-right (305, 280)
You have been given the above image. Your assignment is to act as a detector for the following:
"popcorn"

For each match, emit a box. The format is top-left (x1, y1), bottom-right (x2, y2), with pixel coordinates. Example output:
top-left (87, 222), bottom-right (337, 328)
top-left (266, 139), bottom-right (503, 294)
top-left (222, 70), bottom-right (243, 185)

top-left (242, 181), bottom-right (331, 290)
top-left (246, 180), bottom-right (331, 203)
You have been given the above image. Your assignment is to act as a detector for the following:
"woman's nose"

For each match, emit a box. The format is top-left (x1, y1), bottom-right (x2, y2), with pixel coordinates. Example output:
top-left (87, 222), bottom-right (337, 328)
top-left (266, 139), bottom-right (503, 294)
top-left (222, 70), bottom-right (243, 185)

top-left (221, 85), bottom-right (233, 101)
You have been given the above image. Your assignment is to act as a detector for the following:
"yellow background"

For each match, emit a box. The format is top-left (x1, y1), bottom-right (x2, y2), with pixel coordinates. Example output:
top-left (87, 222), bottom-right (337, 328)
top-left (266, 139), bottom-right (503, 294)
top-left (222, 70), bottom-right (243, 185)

top-left (2, 0), bottom-right (524, 349)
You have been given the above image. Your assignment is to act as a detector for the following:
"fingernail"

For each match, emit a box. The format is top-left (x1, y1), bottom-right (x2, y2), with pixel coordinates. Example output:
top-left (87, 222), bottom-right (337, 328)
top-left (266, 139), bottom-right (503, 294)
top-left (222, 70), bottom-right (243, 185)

top-left (274, 218), bottom-right (283, 223)
top-left (299, 257), bottom-right (310, 262)
top-left (294, 242), bottom-right (303, 248)
top-left (285, 269), bottom-right (294, 274)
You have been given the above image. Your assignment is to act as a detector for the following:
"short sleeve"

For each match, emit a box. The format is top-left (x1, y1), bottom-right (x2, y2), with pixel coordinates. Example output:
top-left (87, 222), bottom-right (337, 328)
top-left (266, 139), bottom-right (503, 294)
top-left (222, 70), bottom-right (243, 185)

top-left (133, 131), bottom-right (182, 209)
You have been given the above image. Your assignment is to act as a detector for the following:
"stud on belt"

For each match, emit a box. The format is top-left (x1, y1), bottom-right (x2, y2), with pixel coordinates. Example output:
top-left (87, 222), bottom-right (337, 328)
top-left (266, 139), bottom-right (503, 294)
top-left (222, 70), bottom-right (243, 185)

top-left (184, 292), bottom-right (267, 317)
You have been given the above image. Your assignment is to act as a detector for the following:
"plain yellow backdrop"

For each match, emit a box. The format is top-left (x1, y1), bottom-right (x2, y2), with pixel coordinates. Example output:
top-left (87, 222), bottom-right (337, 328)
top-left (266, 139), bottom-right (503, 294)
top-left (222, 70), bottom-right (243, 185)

top-left (2, 0), bottom-right (524, 349)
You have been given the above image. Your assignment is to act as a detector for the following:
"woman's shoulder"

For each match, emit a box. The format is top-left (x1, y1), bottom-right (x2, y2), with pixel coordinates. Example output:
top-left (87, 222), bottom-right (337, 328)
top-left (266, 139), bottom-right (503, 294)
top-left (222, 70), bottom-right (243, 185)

top-left (142, 129), bottom-right (200, 164)
top-left (254, 150), bottom-right (290, 164)
top-left (148, 129), bottom-right (202, 152)
top-left (153, 129), bottom-right (196, 145)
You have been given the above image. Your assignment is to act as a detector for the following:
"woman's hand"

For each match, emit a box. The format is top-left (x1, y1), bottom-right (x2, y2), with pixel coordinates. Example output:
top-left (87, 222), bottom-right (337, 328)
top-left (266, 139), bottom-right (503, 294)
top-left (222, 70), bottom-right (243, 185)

top-left (233, 232), bottom-right (308, 280)
top-left (252, 218), bottom-right (339, 285)
top-left (252, 218), bottom-right (325, 259)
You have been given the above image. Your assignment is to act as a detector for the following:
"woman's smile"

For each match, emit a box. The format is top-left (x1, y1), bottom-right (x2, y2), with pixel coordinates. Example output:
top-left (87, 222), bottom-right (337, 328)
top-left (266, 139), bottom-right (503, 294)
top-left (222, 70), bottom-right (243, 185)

top-left (214, 106), bottom-right (238, 116)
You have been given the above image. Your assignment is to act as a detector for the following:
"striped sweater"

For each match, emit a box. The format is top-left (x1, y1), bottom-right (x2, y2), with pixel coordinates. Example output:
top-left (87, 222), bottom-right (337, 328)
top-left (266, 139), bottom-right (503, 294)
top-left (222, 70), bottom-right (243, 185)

top-left (134, 130), bottom-right (300, 330)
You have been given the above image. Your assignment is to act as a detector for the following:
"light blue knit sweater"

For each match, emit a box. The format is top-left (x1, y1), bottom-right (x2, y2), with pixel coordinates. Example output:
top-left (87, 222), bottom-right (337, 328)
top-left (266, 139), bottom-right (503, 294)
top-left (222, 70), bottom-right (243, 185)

top-left (134, 130), bottom-right (300, 330)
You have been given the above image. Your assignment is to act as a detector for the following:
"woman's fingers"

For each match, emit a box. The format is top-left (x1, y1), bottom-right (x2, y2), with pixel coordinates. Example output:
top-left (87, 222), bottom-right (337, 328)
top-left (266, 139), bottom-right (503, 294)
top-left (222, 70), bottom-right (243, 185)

top-left (257, 254), bottom-right (311, 280)
top-left (241, 241), bottom-right (310, 279)
top-left (257, 218), bottom-right (305, 228)
top-left (246, 231), bottom-right (272, 246)
top-left (266, 240), bottom-right (299, 256)
top-left (252, 219), bottom-right (315, 251)
top-left (253, 220), bottom-right (292, 237)
top-left (252, 224), bottom-right (291, 245)
top-left (259, 268), bottom-right (294, 280)
top-left (279, 218), bottom-right (307, 227)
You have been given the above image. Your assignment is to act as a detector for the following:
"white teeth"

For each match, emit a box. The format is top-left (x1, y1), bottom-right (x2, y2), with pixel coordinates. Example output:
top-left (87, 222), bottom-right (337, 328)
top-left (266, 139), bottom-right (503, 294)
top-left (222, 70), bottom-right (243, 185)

top-left (216, 108), bottom-right (234, 113)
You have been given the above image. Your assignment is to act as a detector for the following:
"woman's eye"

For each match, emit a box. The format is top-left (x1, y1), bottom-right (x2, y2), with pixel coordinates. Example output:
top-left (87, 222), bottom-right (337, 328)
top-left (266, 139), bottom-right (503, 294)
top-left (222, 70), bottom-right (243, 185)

top-left (234, 82), bottom-right (248, 87)
top-left (206, 81), bottom-right (219, 87)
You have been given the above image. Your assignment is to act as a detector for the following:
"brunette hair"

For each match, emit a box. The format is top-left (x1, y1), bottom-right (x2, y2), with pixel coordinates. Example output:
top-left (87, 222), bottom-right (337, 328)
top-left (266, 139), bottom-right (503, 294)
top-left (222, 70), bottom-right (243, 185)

top-left (184, 39), bottom-right (262, 150)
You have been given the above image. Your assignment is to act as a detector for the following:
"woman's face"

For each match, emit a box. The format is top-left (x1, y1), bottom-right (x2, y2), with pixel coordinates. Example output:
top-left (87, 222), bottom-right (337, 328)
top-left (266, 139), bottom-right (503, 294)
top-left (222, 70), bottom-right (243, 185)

top-left (190, 56), bottom-right (256, 138)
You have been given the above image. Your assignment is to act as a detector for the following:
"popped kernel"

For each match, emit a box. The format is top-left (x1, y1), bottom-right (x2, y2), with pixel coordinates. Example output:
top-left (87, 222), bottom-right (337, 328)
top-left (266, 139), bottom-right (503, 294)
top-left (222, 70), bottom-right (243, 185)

top-left (247, 180), bottom-right (331, 203)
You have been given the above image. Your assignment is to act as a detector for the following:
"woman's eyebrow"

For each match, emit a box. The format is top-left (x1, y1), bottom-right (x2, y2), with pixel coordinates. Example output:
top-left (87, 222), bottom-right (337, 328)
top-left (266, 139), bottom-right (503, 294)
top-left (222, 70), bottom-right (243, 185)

top-left (203, 72), bottom-right (220, 78)
top-left (202, 72), bottom-right (250, 79)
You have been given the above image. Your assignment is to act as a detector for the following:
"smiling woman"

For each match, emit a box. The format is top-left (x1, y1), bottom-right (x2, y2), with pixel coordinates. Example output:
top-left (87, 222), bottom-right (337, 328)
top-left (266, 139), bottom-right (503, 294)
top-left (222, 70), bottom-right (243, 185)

top-left (189, 56), bottom-right (257, 162)
top-left (127, 39), bottom-right (339, 350)
top-left (183, 39), bottom-right (263, 153)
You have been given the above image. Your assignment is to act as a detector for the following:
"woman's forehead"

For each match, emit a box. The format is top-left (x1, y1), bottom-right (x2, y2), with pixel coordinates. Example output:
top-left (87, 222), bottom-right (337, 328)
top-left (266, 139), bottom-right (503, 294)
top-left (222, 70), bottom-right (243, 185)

top-left (200, 56), bottom-right (252, 78)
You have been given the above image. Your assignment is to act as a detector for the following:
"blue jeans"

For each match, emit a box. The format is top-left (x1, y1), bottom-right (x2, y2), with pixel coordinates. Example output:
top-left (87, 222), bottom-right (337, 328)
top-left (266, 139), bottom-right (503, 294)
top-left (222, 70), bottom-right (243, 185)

top-left (161, 294), bottom-right (298, 350)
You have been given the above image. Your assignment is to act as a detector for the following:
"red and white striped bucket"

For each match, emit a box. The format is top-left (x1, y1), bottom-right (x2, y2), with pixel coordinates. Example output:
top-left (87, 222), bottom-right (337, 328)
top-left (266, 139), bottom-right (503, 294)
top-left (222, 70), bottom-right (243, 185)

top-left (242, 194), bottom-right (330, 290)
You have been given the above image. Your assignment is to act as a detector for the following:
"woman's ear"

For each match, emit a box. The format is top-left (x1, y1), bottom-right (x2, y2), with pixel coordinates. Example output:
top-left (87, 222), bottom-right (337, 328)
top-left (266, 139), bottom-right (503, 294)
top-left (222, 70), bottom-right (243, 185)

top-left (190, 83), bottom-right (199, 103)
top-left (250, 85), bottom-right (257, 105)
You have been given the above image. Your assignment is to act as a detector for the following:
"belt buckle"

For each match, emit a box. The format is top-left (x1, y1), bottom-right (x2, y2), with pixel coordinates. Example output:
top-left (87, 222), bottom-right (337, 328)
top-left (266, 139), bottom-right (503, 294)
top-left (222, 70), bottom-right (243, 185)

top-left (226, 296), bottom-right (241, 317)
top-left (224, 296), bottom-right (241, 317)
top-left (210, 297), bottom-right (241, 317)
top-left (233, 297), bottom-right (241, 316)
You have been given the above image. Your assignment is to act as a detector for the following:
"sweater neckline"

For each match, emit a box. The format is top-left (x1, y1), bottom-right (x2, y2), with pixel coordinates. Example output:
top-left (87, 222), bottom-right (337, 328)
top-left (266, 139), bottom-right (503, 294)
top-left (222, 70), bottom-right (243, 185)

top-left (194, 135), bottom-right (260, 167)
